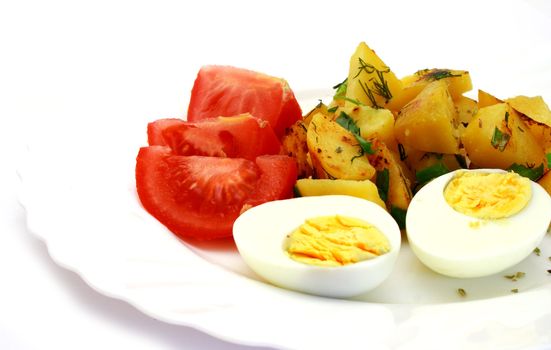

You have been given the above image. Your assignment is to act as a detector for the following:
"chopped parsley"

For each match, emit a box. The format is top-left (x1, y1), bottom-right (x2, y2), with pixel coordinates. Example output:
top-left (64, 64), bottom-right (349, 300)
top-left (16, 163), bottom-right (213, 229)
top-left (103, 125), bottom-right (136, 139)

top-left (332, 78), bottom-right (348, 100)
top-left (507, 163), bottom-right (544, 181)
top-left (335, 112), bottom-right (376, 158)
top-left (491, 127), bottom-right (511, 151)
top-left (390, 206), bottom-right (407, 230)
top-left (415, 162), bottom-right (449, 185)
top-left (376, 169), bottom-right (390, 202)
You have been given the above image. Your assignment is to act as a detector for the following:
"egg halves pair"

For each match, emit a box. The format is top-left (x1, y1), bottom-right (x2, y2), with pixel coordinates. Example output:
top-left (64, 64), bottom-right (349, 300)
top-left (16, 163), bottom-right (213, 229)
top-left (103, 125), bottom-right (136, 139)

top-left (233, 169), bottom-right (551, 298)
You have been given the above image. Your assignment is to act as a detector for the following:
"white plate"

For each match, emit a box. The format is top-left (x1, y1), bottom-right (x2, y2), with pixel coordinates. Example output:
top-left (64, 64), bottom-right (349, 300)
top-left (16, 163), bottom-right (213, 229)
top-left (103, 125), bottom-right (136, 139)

top-left (17, 85), bottom-right (551, 350)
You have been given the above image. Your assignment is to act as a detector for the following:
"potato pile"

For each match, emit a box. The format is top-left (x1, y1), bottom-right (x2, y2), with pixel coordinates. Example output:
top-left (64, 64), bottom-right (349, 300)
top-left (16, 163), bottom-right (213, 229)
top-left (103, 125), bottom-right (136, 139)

top-left (284, 42), bottom-right (551, 228)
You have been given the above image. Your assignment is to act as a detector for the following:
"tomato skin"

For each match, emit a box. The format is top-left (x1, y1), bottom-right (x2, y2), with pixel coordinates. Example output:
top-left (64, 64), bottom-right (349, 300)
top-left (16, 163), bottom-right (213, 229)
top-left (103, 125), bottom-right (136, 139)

top-left (162, 114), bottom-right (282, 160)
top-left (187, 65), bottom-right (302, 138)
top-left (136, 146), bottom-right (297, 240)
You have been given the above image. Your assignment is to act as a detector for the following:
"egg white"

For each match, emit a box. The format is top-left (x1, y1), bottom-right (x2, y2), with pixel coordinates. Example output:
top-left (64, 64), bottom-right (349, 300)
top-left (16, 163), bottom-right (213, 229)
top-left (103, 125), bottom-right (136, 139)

top-left (233, 195), bottom-right (401, 298)
top-left (406, 169), bottom-right (551, 278)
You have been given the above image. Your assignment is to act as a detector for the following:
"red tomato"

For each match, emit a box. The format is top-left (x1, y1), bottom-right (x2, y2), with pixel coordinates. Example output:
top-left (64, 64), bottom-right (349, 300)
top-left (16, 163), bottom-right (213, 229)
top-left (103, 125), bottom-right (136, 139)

top-left (147, 118), bottom-right (185, 146)
top-left (136, 146), bottom-right (297, 240)
top-left (187, 65), bottom-right (302, 138)
top-left (160, 114), bottom-right (282, 160)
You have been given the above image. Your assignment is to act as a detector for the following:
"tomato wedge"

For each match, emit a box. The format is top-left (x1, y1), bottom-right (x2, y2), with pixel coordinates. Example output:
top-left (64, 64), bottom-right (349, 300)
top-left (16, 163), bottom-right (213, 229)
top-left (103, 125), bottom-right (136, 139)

top-left (147, 118), bottom-right (185, 146)
top-left (136, 146), bottom-right (297, 240)
top-left (153, 114), bottom-right (282, 160)
top-left (187, 65), bottom-right (302, 138)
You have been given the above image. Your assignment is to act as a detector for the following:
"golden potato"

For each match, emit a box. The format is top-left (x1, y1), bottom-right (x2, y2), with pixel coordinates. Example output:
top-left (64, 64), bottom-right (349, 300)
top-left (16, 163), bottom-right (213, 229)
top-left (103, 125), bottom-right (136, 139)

top-left (335, 104), bottom-right (397, 153)
top-left (478, 89), bottom-right (503, 108)
top-left (396, 69), bottom-right (472, 110)
top-left (506, 96), bottom-right (551, 152)
top-left (506, 95), bottom-right (551, 127)
top-left (303, 101), bottom-right (331, 126)
top-left (394, 80), bottom-right (460, 154)
top-left (462, 103), bottom-right (546, 169)
top-left (281, 119), bottom-right (313, 179)
top-left (345, 42), bottom-right (405, 111)
top-left (306, 112), bottom-right (376, 180)
top-left (294, 178), bottom-right (386, 209)
top-left (455, 95), bottom-right (478, 125)
top-left (367, 139), bottom-right (412, 212)
top-left (516, 115), bottom-right (551, 153)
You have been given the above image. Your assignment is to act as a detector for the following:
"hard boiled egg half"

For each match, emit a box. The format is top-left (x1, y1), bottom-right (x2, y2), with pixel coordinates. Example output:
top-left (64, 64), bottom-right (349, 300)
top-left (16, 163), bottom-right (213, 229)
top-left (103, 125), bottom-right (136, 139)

top-left (233, 195), bottom-right (401, 298)
top-left (407, 169), bottom-right (551, 278)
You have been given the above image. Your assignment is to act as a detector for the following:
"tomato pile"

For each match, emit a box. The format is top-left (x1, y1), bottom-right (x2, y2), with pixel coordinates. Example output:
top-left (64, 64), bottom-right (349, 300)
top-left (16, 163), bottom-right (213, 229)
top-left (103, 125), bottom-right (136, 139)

top-left (136, 66), bottom-right (302, 240)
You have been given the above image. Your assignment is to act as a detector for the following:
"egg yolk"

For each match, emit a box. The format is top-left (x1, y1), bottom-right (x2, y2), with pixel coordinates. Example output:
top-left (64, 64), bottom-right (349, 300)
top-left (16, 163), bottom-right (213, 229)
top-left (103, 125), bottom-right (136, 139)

top-left (444, 171), bottom-right (531, 219)
top-left (284, 215), bottom-right (390, 267)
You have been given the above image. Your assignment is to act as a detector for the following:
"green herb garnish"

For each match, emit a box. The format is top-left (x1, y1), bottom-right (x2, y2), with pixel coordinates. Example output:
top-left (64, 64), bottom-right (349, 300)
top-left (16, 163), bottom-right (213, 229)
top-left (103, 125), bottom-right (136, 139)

top-left (390, 206), bottom-right (407, 230)
top-left (546, 153), bottom-right (551, 168)
top-left (341, 96), bottom-right (365, 106)
top-left (354, 58), bottom-right (392, 105)
top-left (507, 163), bottom-right (544, 181)
top-left (533, 247), bottom-right (541, 256)
top-left (491, 127), bottom-right (511, 151)
top-left (373, 69), bottom-right (393, 102)
top-left (511, 288), bottom-right (519, 293)
top-left (327, 106), bottom-right (338, 113)
top-left (335, 112), bottom-right (376, 157)
top-left (332, 78), bottom-right (348, 100)
top-left (457, 288), bottom-right (467, 297)
top-left (423, 69), bottom-right (462, 81)
top-left (415, 162), bottom-right (449, 185)
top-left (358, 79), bottom-right (379, 108)
top-left (333, 78), bottom-right (348, 90)
top-left (376, 169), bottom-right (390, 202)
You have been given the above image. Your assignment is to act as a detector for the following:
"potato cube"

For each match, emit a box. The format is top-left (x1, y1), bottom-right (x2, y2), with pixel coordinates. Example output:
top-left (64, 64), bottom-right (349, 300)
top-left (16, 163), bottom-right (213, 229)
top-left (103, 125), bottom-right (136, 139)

top-left (306, 113), bottom-right (376, 180)
top-left (345, 42), bottom-right (404, 111)
top-left (462, 103), bottom-right (546, 169)
top-left (394, 80), bottom-right (460, 154)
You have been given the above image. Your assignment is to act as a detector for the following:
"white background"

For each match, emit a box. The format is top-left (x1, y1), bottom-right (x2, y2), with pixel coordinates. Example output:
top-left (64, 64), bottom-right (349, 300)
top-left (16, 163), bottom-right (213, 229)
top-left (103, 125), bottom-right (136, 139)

top-left (2, 0), bottom-right (551, 349)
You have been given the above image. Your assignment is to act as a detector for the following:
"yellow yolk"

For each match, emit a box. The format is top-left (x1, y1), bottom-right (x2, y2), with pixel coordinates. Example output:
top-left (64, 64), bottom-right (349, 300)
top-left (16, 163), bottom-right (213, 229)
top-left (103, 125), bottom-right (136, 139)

top-left (284, 215), bottom-right (390, 267)
top-left (444, 171), bottom-right (531, 219)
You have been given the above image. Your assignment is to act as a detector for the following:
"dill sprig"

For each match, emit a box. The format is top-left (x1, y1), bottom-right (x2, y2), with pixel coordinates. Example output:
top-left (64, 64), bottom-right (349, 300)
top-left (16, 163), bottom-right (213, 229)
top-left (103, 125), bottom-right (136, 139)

top-left (354, 58), bottom-right (392, 106)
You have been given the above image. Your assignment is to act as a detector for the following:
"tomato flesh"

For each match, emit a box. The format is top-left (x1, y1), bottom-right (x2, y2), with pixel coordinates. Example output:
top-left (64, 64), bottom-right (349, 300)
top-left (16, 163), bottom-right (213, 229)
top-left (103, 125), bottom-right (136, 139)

top-left (160, 114), bottom-right (282, 160)
top-left (147, 118), bottom-right (185, 146)
top-left (136, 146), bottom-right (297, 240)
top-left (187, 65), bottom-right (302, 138)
